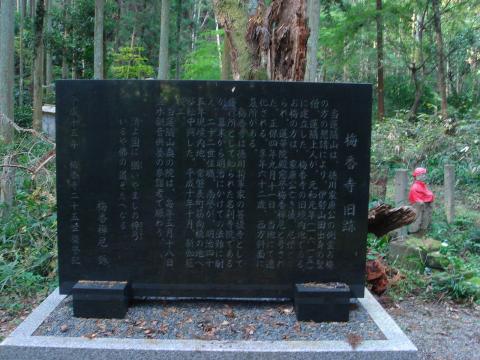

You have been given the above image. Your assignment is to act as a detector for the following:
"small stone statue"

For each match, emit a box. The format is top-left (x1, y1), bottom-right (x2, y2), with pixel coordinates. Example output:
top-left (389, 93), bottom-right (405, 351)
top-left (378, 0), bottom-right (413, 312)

top-left (408, 167), bottom-right (435, 234)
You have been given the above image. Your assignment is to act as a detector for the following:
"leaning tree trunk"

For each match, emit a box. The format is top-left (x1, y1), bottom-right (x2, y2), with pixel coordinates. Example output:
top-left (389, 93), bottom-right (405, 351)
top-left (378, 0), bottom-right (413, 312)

top-left (94, 0), bottom-right (104, 79)
top-left (305, 0), bottom-right (320, 82)
top-left (158, 0), bottom-right (170, 80)
top-left (32, 0), bottom-right (45, 131)
top-left (0, 0), bottom-right (15, 144)
top-left (213, 0), bottom-right (254, 80)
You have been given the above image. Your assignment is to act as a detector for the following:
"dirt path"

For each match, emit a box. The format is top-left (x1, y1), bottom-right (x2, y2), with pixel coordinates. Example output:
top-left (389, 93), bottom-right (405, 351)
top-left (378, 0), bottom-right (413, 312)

top-left (385, 296), bottom-right (480, 360)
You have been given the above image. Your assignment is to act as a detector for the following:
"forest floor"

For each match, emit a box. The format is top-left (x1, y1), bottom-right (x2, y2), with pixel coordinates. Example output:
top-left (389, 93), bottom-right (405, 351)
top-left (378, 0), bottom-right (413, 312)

top-left (383, 295), bottom-right (480, 360)
top-left (1, 293), bottom-right (479, 359)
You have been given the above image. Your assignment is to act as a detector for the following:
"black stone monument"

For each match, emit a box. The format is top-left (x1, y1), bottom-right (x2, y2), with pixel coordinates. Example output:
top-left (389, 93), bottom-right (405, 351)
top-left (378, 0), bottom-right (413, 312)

top-left (56, 80), bottom-right (372, 321)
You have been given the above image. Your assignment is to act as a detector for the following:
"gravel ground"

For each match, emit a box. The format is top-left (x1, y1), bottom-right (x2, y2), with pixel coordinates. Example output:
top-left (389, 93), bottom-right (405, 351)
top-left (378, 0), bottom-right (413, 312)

top-left (34, 296), bottom-right (384, 341)
top-left (383, 296), bottom-right (480, 360)
top-left (4, 293), bottom-right (479, 360)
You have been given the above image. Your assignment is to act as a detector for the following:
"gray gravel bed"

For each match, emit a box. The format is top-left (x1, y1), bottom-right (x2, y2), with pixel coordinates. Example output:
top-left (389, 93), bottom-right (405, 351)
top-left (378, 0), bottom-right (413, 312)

top-left (34, 296), bottom-right (384, 341)
top-left (385, 297), bottom-right (480, 360)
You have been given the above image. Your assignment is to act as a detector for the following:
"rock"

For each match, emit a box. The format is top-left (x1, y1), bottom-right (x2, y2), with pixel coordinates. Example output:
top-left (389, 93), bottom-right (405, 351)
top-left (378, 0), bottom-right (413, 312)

top-left (388, 238), bottom-right (424, 270)
top-left (388, 237), bottom-right (444, 270)
top-left (419, 238), bottom-right (442, 253)
top-left (426, 251), bottom-right (449, 270)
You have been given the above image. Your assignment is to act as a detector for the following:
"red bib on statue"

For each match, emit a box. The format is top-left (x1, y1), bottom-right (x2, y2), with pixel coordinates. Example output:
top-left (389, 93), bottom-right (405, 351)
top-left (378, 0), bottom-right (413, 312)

top-left (409, 181), bottom-right (435, 204)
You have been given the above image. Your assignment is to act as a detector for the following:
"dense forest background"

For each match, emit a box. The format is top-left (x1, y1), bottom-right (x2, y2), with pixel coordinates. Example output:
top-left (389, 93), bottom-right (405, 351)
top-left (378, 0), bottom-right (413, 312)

top-left (0, 0), bottom-right (478, 125)
top-left (0, 0), bottom-right (479, 312)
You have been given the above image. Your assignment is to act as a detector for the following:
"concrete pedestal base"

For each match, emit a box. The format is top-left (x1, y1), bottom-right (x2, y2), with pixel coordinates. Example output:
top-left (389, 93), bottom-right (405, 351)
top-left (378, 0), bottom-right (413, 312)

top-left (0, 288), bottom-right (417, 360)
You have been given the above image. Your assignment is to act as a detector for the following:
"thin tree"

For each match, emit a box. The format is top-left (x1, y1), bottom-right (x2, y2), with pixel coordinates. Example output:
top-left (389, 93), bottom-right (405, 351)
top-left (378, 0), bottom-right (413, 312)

top-left (94, 0), bottom-right (104, 79)
top-left (158, 0), bottom-right (170, 79)
top-left (19, 0), bottom-right (26, 107)
top-left (61, 0), bottom-right (70, 78)
top-left (175, 0), bottom-right (182, 79)
top-left (431, 0), bottom-right (449, 125)
top-left (376, 0), bottom-right (385, 120)
top-left (32, 0), bottom-right (46, 131)
top-left (407, 2), bottom-right (428, 121)
top-left (45, 0), bottom-right (53, 87)
top-left (0, 0), bottom-right (15, 143)
top-left (305, 0), bottom-right (320, 82)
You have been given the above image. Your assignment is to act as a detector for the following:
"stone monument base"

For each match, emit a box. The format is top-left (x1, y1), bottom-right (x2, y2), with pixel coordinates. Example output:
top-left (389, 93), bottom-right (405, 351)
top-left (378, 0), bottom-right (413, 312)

top-left (0, 288), bottom-right (417, 360)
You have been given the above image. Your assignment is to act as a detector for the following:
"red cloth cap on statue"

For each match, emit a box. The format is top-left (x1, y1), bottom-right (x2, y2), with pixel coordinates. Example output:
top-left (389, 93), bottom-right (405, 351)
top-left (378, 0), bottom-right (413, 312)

top-left (412, 167), bottom-right (427, 177)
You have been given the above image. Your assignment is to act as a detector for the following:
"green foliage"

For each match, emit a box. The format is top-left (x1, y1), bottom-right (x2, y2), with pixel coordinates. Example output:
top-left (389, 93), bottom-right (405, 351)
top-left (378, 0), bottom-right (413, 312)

top-left (0, 136), bottom-right (57, 302)
top-left (430, 256), bottom-right (480, 303)
top-left (367, 233), bottom-right (389, 260)
top-left (371, 111), bottom-right (480, 207)
top-left (427, 207), bottom-right (480, 302)
top-left (387, 268), bottom-right (428, 301)
top-left (429, 207), bottom-right (480, 255)
top-left (49, 0), bottom-right (117, 79)
top-left (13, 106), bottom-right (33, 128)
top-left (183, 30), bottom-right (222, 80)
top-left (382, 203), bottom-right (480, 303)
top-left (110, 47), bottom-right (155, 79)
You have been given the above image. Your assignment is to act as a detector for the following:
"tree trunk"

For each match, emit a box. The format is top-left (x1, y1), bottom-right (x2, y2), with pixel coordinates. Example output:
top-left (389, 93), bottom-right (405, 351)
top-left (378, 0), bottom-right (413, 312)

top-left (213, 0), bottom-right (252, 80)
top-left (408, 66), bottom-right (424, 121)
top-left (45, 0), bottom-right (53, 87)
top-left (214, 12), bottom-right (222, 74)
top-left (158, 0), bottom-right (170, 79)
top-left (94, 0), bottom-right (104, 79)
top-left (61, 0), bottom-right (69, 79)
top-left (407, 6), bottom-right (427, 121)
top-left (305, 0), bottom-right (319, 82)
top-left (19, 0), bottom-right (26, 107)
top-left (432, 0), bottom-right (448, 122)
top-left (246, 0), bottom-right (309, 81)
top-left (0, 155), bottom-right (16, 219)
top-left (32, 0), bottom-right (45, 131)
top-left (221, 35), bottom-right (233, 80)
top-left (368, 204), bottom-right (417, 238)
top-left (0, 0), bottom-right (15, 143)
top-left (175, 0), bottom-right (182, 79)
top-left (376, 0), bottom-right (385, 121)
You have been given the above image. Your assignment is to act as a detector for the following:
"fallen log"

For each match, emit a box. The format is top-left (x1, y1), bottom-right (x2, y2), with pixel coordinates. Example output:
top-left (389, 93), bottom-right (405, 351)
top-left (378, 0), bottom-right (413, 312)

top-left (368, 203), bottom-right (417, 237)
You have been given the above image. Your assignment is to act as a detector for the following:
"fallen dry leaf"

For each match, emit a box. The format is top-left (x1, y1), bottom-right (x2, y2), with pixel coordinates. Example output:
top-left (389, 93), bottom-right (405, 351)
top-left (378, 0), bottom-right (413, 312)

top-left (293, 323), bottom-right (301, 333)
top-left (280, 306), bottom-right (293, 315)
top-left (223, 306), bottom-right (235, 319)
top-left (347, 333), bottom-right (363, 349)
top-left (159, 323), bottom-right (169, 335)
top-left (244, 324), bottom-right (256, 337)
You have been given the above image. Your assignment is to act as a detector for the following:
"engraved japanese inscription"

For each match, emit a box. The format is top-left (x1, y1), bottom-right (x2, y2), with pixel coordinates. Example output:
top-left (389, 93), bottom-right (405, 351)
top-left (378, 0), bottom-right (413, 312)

top-left (56, 80), bottom-right (372, 298)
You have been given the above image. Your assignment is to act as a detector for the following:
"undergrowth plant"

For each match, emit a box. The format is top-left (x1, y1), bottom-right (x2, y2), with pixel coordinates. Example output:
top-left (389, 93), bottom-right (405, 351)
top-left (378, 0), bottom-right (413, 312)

top-left (0, 134), bottom-right (57, 313)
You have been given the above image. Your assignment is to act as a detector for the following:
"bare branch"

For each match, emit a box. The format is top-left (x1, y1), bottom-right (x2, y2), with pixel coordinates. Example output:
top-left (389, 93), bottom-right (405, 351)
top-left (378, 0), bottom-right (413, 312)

top-left (31, 149), bottom-right (56, 179)
top-left (0, 164), bottom-right (34, 173)
top-left (0, 112), bottom-right (56, 146)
